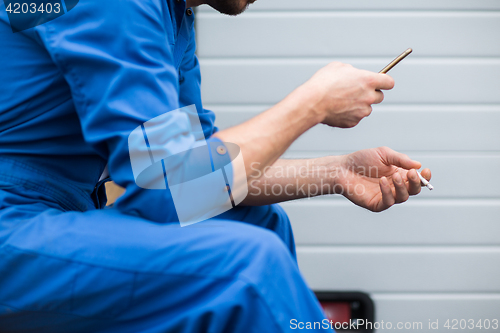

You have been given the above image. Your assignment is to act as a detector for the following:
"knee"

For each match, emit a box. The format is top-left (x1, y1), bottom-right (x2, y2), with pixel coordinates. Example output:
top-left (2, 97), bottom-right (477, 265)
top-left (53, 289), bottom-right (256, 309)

top-left (251, 225), bottom-right (289, 256)
top-left (225, 224), bottom-right (296, 278)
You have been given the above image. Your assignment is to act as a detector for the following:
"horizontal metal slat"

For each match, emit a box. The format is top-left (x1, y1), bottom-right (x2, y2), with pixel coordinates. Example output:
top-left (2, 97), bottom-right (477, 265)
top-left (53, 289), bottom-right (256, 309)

top-left (209, 105), bottom-right (500, 152)
top-left (197, 12), bottom-right (500, 58)
top-left (371, 293), bottom-right (500, 332)
top-left (282, 199), bottom-right (500, 245)
top-left (297, 247), bottom-right (500, 292)
top-left (200, 59), bottom-right (500, 104)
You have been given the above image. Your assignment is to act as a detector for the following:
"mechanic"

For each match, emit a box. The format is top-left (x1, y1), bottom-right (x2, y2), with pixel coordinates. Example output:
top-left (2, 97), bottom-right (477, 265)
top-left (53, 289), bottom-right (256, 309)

top-left (0, 0), bottom-right (431, 331)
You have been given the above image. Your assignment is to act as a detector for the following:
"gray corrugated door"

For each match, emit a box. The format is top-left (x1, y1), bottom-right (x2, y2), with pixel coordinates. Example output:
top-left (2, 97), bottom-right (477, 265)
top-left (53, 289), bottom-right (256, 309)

top-left (196, 1), bottom-right (500, 330)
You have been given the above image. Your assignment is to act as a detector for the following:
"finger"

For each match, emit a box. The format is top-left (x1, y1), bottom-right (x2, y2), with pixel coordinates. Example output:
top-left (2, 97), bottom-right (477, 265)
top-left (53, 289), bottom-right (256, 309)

top-left (374, 73), bottom-right (395, 90)
top-left (420, 168), bottom-right (432, 181)
top-left (407, 169), bottom-right (421, 195)
top-left (392, 172), bottom-right (410, 203)
top-left (372, 90), bottom-right (385, 104)
top-left (380, 147), bottom-right (422, 170)
top-left (378, 176), bottom-right (395, 211)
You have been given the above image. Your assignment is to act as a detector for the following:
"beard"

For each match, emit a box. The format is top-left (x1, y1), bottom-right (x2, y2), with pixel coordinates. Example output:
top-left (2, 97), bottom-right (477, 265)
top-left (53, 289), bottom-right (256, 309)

top-left (208, 0), bottom-right (253, 16)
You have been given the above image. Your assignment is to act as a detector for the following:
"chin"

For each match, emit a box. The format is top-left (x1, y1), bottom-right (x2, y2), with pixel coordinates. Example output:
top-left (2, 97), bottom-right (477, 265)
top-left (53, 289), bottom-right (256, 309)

top-left (210, 0), bottom-right (253, 16)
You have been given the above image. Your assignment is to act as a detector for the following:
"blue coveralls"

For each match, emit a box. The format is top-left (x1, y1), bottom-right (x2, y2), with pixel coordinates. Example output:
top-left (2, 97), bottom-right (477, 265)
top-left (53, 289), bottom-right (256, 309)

top-left (0, 0), bottom-right (331, 331)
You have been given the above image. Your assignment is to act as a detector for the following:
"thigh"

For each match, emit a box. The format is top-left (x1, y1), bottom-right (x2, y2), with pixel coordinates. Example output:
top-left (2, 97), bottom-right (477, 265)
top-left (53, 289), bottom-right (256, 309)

top-left (0, 207), bottom-right (326, 332)
top-left (215, 204), bottom-right (296, 259)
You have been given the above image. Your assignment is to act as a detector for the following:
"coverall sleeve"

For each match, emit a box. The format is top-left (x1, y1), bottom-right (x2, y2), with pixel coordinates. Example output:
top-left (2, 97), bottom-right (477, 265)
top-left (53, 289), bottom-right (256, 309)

top-left (36, 0), bottom-right (194, 222)
top-left (177, 25), bottom-right (218, 138)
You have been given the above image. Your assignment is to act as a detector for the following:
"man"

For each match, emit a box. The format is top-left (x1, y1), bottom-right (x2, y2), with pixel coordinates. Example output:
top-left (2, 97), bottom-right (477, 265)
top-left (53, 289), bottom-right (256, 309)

top-left (0, 0), bottom-right (430, 331)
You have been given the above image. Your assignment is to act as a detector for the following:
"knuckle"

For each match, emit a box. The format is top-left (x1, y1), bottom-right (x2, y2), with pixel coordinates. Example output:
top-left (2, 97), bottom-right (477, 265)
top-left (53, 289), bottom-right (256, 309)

top-left (365, 75), bottom-right (377, 87)
top-left (378, 146), bottom-right (390, 153)
top-left (364, 94), bottom-right (376, 105)
top-left (378, 92), bottom-right (385, 103)
top-left (348, 119), bottom-right (361, 128)
top-left (364, 106), bottom-right (373, 116)
top-left (396, 193), bottom-right (408, 204)
top-left (384, 201), bottom-right (395, 210)
top-left (367, 92), bottom-right (382, 105)
top-left (330, 61), bottom-right (344, 68)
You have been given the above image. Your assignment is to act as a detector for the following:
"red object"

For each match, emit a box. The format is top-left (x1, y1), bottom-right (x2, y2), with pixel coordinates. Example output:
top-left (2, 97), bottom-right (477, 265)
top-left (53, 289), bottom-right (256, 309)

top-left (320, 302), bottom-right (351, 324)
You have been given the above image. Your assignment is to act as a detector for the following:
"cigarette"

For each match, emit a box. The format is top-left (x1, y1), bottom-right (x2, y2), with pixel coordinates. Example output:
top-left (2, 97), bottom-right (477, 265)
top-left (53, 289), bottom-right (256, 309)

top-left (417, 170), bottom-right (434, 191)
top-left (379, 48), bottom-right (413, 74)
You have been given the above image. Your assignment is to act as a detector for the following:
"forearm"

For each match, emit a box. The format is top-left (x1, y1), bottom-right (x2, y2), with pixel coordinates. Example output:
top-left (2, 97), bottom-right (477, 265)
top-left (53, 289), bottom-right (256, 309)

top-left (212, 62), bottom-right (395, 204)
top-left (241, 156), bottom-right (343, 206)
top-left (212, 84), bottom-right (323, 180)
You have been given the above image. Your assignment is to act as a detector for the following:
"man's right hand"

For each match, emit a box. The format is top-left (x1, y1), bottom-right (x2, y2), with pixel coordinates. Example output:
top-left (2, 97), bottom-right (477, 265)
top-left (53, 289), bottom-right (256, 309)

top-left (301, 62), bottom-right (395, 128)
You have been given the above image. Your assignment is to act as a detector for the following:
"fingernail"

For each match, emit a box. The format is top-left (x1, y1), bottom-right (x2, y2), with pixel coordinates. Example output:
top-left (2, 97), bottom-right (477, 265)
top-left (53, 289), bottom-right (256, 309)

top-left (381, 177), bottom-right (389, 186)
top-left (394, 173), bottom-right (402, 184)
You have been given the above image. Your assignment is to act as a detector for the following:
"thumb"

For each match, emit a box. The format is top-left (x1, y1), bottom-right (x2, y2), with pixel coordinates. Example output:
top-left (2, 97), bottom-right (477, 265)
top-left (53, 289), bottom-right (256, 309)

top-left (380, 147), bottom-right (422, 170)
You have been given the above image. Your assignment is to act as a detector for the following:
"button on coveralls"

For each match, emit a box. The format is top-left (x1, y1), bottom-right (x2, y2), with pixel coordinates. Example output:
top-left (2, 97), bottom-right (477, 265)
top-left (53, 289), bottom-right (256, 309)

top-left (0, 0), bottom-right (331, 331)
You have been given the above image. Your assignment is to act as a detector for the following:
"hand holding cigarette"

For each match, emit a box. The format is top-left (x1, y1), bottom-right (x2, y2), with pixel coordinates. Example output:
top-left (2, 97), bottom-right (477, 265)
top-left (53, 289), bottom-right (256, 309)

top-left (335, 147), bottom-right (432, 212)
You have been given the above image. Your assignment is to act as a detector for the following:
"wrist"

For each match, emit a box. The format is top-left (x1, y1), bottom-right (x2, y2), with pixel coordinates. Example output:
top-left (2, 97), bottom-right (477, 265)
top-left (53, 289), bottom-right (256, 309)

top-left (327, 154), bottom-right (352, 195)
top-left (308, 155), bottom-right (344, 195)
top-left (286, 83), bottom-right (325, 126)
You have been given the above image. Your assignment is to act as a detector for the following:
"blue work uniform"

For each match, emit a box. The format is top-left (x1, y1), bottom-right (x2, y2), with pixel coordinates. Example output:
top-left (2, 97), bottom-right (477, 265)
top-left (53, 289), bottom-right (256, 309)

top-left (0, 0), bottom-right (331, 331)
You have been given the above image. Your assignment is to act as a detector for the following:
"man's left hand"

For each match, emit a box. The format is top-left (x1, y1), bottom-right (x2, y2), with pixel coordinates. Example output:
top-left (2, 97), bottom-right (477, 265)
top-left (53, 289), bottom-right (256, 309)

top-left (334, 147), bottom-right (432, 212)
